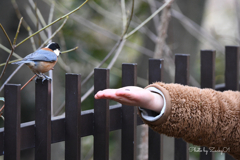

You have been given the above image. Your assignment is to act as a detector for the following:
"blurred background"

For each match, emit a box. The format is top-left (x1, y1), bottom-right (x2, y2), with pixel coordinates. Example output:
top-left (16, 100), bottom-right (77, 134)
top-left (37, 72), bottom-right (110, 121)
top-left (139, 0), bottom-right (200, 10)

top-left (0, 0), bottom-right (239, 159)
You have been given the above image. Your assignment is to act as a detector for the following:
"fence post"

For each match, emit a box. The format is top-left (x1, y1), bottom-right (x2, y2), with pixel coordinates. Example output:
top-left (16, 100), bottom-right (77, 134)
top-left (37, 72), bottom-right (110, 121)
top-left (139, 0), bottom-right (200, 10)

top-left (4, 84), bottom-right (21, 160)
top-left (121, 63), bottom-right (137, 160)
top-left (148, 59), bottom-right (164, 160)
top-left (174, 54), bottom-right (189, 160)
top-left (35, 79), bottom-right (51, 160)
top-left (201, 50), bottom-right (216, 89)
top-left (94, 68), bottom-right (110, 160)
top-left (200, 50), bottom-right (216, 160)
top-left (225, 46), bottom-right (239, 160)
top-left (225, 46), bottom-right (240, 91)
top-left (65, 74), bottom-right (81, 160)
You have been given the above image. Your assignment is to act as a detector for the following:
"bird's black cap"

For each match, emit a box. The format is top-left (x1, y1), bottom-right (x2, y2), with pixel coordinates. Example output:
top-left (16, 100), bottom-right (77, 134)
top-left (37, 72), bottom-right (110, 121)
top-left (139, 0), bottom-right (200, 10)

top-left (47, 42), bottom-right (60, 51)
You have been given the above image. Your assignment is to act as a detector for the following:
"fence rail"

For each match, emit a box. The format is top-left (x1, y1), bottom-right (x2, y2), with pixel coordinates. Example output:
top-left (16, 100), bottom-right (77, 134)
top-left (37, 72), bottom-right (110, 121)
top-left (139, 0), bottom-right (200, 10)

top-left (0, 45), bottom-right (239, 160)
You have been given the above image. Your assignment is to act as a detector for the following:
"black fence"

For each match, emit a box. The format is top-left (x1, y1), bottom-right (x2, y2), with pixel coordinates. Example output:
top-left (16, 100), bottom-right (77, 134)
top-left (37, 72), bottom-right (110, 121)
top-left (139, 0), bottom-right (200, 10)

top-left (0, 46), bottom-right (238, 160)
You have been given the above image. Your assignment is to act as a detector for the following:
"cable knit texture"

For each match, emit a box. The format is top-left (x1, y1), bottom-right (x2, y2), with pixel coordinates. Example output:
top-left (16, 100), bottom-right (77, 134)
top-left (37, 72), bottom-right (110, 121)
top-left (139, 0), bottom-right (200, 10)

top-left (138, 82), bottom-right (240, 159)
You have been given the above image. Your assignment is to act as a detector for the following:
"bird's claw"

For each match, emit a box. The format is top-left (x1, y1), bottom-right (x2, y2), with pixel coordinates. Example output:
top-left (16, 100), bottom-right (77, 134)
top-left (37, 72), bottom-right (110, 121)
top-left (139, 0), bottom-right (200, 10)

top-left (41, 75), bottom-right (52, 83)
top-left (35, 74), bottom-right (52, 83)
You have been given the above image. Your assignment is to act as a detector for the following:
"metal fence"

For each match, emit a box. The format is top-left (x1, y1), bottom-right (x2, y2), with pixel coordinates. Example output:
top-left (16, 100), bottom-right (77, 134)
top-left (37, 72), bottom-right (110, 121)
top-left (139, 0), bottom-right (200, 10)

top-left (0, 46), bottom-right (238, 160)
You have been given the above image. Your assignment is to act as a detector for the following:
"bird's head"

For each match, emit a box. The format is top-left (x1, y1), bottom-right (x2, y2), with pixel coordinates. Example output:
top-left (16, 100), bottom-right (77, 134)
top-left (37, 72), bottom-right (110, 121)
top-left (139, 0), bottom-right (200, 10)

top-left (46, 42), bottom-right (61, 56)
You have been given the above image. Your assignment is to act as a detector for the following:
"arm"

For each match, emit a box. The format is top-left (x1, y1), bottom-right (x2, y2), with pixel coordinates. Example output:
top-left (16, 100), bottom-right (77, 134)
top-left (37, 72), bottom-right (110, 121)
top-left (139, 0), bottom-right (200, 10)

top-left (146, 82), bottom-right (240, 159)
top-left (95, 82), bottom-right (240, 159)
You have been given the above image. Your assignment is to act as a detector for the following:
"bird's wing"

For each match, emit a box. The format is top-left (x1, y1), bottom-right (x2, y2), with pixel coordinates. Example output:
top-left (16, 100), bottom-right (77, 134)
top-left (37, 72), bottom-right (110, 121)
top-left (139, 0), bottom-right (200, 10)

top-left (23, 49), bottom-right (57, 62)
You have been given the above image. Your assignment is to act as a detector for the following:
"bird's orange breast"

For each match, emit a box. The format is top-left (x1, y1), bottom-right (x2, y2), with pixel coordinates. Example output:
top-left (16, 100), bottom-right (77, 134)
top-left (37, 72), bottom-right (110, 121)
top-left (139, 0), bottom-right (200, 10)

top-left (37, 60), bottom-right (58, 73)
top-left (28, 58), bottom-right (58, 74)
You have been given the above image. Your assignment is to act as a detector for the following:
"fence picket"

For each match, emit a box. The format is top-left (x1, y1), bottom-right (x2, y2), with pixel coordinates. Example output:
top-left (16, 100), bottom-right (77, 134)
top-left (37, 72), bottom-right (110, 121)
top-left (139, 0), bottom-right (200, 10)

top-left (94, 68), bottom-right (110, 160)
top-left (65, 74), bottom-right (81, 160)
top-left (225, 46), bottom-right (240, 91)
top-left (174, 54), bottom-right (189, 160)
top-left (4, 84), bottom-right (21, 160)
top-left (148, 59), bottom-right (164, 160)
top-left (201, 50), bottom-right (216, 89)
top-left (200, 50), bottom-right (216, 160)
top-left (35, 79), bottom-right (51, 160)
top-left (121, 63), bottom-right (137, 160)
top-left (225, 46), bottom-right (239, 160)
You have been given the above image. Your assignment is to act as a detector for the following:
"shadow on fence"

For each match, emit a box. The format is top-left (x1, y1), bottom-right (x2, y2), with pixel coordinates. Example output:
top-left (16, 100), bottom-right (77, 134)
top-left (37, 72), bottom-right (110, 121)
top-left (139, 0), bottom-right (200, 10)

top-left (0, 46), bottom-right (238, 160)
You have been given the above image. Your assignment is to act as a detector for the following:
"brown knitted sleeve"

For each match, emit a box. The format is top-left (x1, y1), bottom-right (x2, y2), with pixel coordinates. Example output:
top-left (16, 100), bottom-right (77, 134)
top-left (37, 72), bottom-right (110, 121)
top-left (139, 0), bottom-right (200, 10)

top-left (139, 82), bottom-right (240, 159)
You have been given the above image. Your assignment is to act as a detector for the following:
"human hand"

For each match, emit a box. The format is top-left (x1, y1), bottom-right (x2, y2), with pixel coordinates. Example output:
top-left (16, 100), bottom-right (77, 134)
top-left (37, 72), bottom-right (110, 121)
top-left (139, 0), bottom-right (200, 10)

top-left (94, 86), bottom-right (163, 113)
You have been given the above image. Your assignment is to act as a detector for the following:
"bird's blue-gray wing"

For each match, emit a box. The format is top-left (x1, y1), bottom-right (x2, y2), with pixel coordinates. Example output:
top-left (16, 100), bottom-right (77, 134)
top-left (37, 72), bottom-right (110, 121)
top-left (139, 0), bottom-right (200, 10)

top-left (23, 49), bottom-right (57, 62)
top-left (12, 49), bottom-right (57, 65)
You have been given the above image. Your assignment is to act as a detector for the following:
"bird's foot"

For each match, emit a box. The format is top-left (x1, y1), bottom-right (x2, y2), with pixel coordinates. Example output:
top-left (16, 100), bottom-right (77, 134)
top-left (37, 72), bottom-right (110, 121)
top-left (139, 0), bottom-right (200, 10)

top-left (35, 74), bottom-right (42, 83)
top-left (35, 74), bottom-right (51, 83)
top-left (42, 74), bottom-right (52, 83)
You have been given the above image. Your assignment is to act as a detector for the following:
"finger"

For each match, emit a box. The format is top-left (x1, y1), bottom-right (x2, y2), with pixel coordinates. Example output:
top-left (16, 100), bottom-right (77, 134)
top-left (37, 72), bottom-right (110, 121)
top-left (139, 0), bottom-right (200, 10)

top-left (94, 91), bottom-right (104, 99)
top-left (95, 89), bottom-right (118, 99)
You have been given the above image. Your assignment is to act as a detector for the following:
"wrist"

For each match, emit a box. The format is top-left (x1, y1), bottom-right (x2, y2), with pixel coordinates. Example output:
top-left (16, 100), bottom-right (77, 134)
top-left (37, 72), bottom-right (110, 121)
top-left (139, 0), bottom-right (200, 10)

top-left (144, 87), bottom-right (165, 113)
top-left (150, 92), bottom-right (164, 113)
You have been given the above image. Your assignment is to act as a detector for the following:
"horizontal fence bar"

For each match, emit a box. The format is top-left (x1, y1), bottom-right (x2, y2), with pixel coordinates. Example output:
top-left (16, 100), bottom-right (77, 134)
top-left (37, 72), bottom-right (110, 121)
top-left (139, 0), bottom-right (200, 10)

top-left (0, 104), bottom-right (138, 155)
top-left (4, 84), bottom-right (21, 160)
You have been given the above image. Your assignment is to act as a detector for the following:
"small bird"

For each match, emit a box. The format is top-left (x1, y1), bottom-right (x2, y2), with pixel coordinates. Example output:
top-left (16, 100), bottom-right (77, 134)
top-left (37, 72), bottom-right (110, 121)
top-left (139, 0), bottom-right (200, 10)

top-left (13, 42), bottom-right (61, 82)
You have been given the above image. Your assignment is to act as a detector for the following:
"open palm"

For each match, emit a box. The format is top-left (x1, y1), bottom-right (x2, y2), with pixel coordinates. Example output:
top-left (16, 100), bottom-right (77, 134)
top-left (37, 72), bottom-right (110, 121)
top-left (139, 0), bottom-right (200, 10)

top-left (95, 86), bottom-right (163, 113)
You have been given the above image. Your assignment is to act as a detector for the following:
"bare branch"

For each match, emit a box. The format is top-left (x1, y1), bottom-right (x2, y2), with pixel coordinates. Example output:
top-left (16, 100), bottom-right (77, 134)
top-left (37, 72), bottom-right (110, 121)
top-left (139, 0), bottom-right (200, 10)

top-left (0, 64), bottom-right (24, 92)
top-left (0, 44), bottom-right (22, 59)
top-left (0, 49), bottom-right (14, 80)
top-left (154, 0), bottom-right (172, 58)
top-left (81, 40), bottom-right (122, 86)
top-left (11, 0), bottom-right (37, 51)
top-left (15, 0), bottom-right (89, 47)
top-left (29, 0), bottom-right (47, 27)
top-left (171, 5), bottom-right (224, 53)
top-left (0, 24), bottom-right (13, 49)
top-left (147, 0), bottom-right (160, 30)
top-left (235, 0), bottom-right (240, 45)
top-left (26, 6), bottom-right (47, 42)
top-left (13, 17), bottom-right (23, 45)
top-left (121, 0), bottom-right (127, 31)
top-left (0, 17), bottom-right (24, 80)
top-left (0, 74), bottom-right (37, 116)
top-left (124, 0), bottom-right (172, 39)
top-left (38, 16), bottom-right (69, 49)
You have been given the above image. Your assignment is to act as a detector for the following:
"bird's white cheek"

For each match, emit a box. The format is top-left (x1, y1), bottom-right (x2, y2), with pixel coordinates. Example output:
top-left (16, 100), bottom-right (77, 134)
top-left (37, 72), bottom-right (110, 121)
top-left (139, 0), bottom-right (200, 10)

top-left (54, 49), bottom-right (60, 56)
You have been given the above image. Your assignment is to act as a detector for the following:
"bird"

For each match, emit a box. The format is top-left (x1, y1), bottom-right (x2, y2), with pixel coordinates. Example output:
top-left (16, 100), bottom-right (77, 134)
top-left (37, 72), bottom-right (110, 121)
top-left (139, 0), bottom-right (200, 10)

top-left (13, 42), bottom-right (61, 82)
